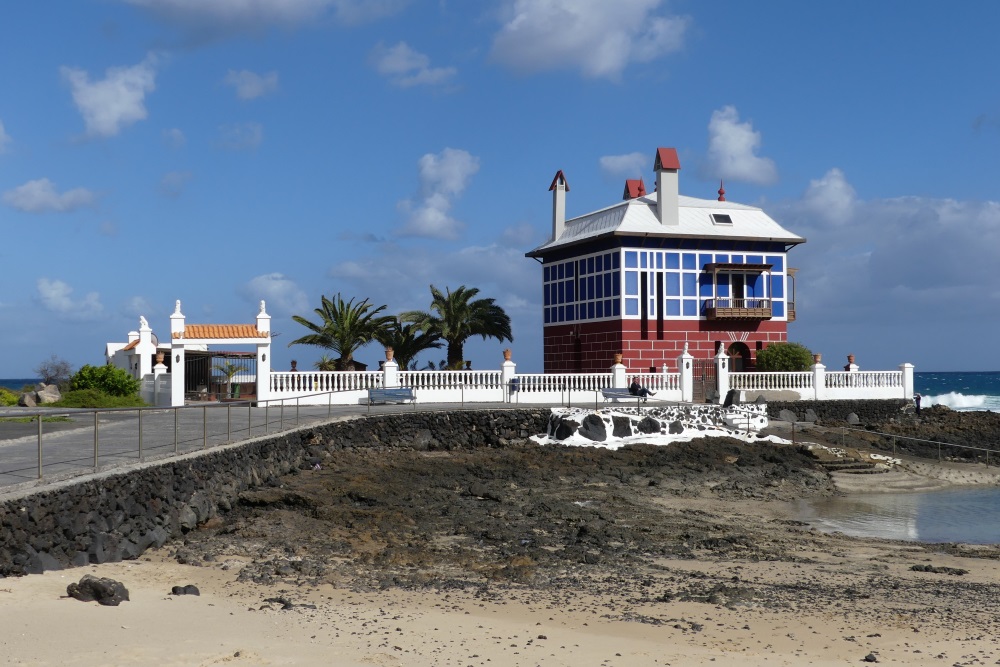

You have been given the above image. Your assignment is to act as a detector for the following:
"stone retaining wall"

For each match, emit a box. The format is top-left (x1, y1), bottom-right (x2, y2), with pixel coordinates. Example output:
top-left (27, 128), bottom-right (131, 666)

top-left (766, 399), bottom-right (909, 424)
top-left (0, 409), bottom-right (550, 577)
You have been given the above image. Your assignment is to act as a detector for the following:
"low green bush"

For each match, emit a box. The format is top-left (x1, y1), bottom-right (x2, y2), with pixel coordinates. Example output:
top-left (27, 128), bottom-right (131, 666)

top-left (755, 342), bottom-right (815, 372)
top-left (70, 364), bottom-right (141, 398)
top-left (52, 389), bottom-right (147, 409)
top-left (0, 388), bottom-right (19, 406)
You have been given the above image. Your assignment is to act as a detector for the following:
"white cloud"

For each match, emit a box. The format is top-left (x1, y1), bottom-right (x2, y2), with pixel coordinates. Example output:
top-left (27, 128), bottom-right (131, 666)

top-left (216, 122), bottom-right (263, 150)
top-left (159, 170), bottom-right (193, 198)
top-left (705, 105), bottom-right (778, 186)
top-left (491, 0), bottom-right (689, 80)
top-left (36, 278), bottom-right (104, 320)
top-left (0, 120), bottom-right (11, 153)
top-left (3, 178), bottom-right (96, 213)
top-left (370, 42), bottom-right (456, 88)
top-left (61, 54), bottom-right (159, 138)
top-left (241, 273), bottom-right (309, 315)
top-left (799, 168), bottom-right (856, 225)
top-left (398, 148), bottom-right (480, 239)
top-left (123, 296), bottom-right (153, 317)
top-left (122, 0), bottom-right (408, 33)
top-left (599, 152), bottom-right (647, 178)
top-left (162, 127), bottom-right (186, 148)
top-left (224, 69), bottom-right (279, 99)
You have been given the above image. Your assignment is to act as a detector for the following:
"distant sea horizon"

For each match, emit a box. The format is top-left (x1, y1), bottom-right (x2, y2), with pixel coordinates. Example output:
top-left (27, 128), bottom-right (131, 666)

top-left (0, 379), bottom-right (41, 391)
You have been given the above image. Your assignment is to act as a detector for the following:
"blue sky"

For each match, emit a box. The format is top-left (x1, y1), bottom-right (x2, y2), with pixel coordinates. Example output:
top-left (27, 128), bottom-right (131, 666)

top-left (2, 1), bottom-right (998, 376)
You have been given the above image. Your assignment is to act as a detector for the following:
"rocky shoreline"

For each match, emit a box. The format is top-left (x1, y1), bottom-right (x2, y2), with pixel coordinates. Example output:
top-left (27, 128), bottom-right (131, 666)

top-left (162, 406), bottom-right (1000, 627)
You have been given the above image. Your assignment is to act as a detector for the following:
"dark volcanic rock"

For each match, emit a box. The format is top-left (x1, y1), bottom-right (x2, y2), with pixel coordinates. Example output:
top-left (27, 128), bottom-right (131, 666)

top-left (67, 575), bottom-right (130, 606)
top-left (578, 414), bottom-right (607, 441)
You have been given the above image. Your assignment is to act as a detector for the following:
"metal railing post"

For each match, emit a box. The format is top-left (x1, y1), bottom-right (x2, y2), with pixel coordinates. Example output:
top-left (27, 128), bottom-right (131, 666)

top-left (173, 408), bottom-right (178, 455)
top-left (328, 391), bottom-right (332, 418)
top-left (265, 403), bottom-right (269, 434)
top-left (37, 414), bottom-right (43, 480)
top-left (296, 397), bottom-right (300, 426)
top-left (280, 401), bottom-right (285, 430)
top-left (203, 405), bottom-right (208, 448)
top-left (227, 404), bottom-right (231, 442)
top-left (94, 411), bottom-right (99, 468)
top-left (138, 409), bottom-right (143, 461)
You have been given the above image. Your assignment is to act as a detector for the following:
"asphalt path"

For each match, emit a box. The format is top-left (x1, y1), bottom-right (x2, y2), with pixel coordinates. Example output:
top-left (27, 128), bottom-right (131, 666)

top-left (0, 399), bottom-right (566, 492)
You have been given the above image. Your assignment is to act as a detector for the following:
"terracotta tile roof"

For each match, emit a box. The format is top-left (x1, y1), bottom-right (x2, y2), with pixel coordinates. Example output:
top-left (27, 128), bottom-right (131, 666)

top-left (122, 340), bottom-right (140, 351)
top-left (172, 324), bottom-right (268, 339)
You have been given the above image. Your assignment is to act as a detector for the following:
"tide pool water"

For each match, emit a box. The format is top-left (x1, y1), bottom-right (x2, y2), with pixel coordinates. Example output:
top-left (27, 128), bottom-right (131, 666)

top-left (916, 371), bottom-right (1000, 412)
top-left (800, 487), bottom-right (1000, 545)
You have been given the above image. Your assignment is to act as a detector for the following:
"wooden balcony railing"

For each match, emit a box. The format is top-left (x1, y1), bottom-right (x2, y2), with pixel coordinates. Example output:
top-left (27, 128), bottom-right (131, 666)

top-left (704, 298), bottom-right (772, 320)
top-left (787, 301), bottom-right (796, 322)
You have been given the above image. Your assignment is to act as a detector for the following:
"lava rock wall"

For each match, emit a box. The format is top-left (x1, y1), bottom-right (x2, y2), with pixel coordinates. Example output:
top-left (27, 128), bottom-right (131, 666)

top-left (0, 409), bottom-right (550, 577)
top-left (766, 399), bottom-right (909, 424)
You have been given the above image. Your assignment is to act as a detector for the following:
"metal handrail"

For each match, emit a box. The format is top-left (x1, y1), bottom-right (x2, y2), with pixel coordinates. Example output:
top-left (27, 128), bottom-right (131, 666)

top-left (832, 424), bottom-right (1000, 466)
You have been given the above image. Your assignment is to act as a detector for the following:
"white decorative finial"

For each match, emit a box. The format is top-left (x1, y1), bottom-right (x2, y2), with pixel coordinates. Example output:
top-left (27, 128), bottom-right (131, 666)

top-left (174, 300), bottom-right (182, 314)
top-left (259, 300), bottom-right (266, 314)
top-left (683, 342), bottom-right (689, 354)
top-left (139, 315), bottom-right (149, 329)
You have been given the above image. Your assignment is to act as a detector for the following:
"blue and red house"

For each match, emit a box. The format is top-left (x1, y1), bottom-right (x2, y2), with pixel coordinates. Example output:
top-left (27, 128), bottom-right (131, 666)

top-left (526, 147), bottom-right (806, 374)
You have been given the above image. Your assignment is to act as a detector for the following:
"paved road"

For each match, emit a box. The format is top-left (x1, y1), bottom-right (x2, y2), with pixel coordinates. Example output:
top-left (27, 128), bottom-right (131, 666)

top-left (0, 400), bottom-right (560, 492)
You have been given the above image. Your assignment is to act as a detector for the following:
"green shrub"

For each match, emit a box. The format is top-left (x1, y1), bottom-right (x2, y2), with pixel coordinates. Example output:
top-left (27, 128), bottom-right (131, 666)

top-left (755, 342), bottom-right (815, 372)
top-left (52, 389), bottom-right (147, 409)
top-left (70, 364), bottom-right (141, 397)
top-left (0, 387), bottom-right (19, 406)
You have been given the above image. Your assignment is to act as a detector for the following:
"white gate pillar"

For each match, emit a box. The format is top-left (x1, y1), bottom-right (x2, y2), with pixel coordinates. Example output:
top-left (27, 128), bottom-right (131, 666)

top-left (677, 344), bottom-right (694, 403)
top-left (136, 316), bottom-right (155, 379)
top-left (169, 300), bottom-right (186, 407)
top-left (383, 353), bottom-right (400, 389)
top-left (715, 345), bottom-right (730, 401)
top-left (255, 301), bottom-right (273, 404)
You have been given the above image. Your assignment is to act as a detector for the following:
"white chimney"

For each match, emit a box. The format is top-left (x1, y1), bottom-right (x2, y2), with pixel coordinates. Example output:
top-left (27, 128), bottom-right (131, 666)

top-left (549, 170), bottom-right (569, 241)
top-left (654, 147), bottom-right (681, 226)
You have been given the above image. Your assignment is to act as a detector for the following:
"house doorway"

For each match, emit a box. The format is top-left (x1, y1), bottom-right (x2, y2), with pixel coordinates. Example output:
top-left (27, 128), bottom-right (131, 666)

top-left (727, 342), bottom-right (751, 372)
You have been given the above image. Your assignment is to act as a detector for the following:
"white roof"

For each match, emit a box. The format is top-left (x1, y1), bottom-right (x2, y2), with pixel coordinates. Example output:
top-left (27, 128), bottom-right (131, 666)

top-left (528, 192), bottom-right (805, 255)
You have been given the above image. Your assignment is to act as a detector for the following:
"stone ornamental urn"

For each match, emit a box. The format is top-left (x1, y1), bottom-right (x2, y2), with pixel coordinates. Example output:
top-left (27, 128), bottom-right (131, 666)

top-left (813, 353), bottom-right (822, 363)
top-left (155, 352), bottom-right (165, 365)
top-left (503, 348), bottom-right (512, 361)
top-left (847, 354), bottom-right (855, 364)
top-left (613, 353), bottom-right (623, 365)
top-left (385, 347), bottom-right (394, 362)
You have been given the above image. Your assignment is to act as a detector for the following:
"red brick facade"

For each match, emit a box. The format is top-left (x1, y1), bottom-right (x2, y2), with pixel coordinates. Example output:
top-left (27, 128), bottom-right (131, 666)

top-left (544, 319), bottom-right (788, 373)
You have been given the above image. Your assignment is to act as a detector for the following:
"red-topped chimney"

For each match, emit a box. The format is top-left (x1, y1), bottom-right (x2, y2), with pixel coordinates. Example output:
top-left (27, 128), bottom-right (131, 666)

top-left (622, 178), bottom-right (646, 200)
top-left (654, 147), bottom-right (680, 226)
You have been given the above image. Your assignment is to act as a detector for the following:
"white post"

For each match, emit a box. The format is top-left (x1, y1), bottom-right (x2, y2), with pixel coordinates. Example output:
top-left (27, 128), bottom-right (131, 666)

top-left (715, 345), bottom-right (729, 402)
top-left (153, 355), bottom-right (167, 406)
top-left (900, 362), bottom-right (914, 399)
top-left (501, 354), bottom-right (516, 402)
top-left (812, 359), bottom-right (827, 400)
top-left (136, 316), bottom-right (154, 379)
top-left (256, 301), bottom-right (272, 404)
top-left (170, 301), bottom-right (186, 407)
top-left (383, 358), bottom-right (400, 388)
top-left (677, 344), bottom-right (694, 403)
top-left (612, 358), bottom-right (627, 389)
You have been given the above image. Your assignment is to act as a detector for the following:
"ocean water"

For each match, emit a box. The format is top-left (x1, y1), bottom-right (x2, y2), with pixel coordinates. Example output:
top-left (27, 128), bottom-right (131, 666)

top-left (916, 371), bottom-right (1000, 412)
top-left (0, 379), bottom-right (39, 391)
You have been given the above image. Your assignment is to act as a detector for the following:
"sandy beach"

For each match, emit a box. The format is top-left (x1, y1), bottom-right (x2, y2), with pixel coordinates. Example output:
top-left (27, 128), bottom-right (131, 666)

top-left (5, 415), bottom-right (1000, 666)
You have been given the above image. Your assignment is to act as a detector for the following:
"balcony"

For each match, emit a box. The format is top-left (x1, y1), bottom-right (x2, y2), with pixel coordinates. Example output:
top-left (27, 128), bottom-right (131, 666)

top-left (787, 301), bottom-right (796, 322)
top-left (705, 298), bottom-right (772, 321)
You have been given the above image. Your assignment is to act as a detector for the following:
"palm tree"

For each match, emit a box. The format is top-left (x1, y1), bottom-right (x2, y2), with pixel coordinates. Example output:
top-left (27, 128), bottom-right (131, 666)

top-left (375, 321), bottom-right (443, 370)
top-left (289, 294), bottom-right (395, 371)
top-left (401, 285), bottom-right (513, 369)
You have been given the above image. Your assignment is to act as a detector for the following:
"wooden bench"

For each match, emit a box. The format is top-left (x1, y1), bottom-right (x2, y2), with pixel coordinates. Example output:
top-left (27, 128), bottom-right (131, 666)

top-left (367, 387), bottom-right (416, 405)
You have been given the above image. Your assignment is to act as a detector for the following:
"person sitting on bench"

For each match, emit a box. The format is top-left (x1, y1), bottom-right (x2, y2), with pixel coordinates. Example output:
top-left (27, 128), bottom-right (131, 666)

top-left (628, 377), bottom-right (655, 401)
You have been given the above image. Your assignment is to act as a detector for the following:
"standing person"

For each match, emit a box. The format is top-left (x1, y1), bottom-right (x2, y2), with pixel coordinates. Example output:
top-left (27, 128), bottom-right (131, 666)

top-left (914, 393), bottom-right (922, 415)
top-left (628, 377), bottom-right (655, 402)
